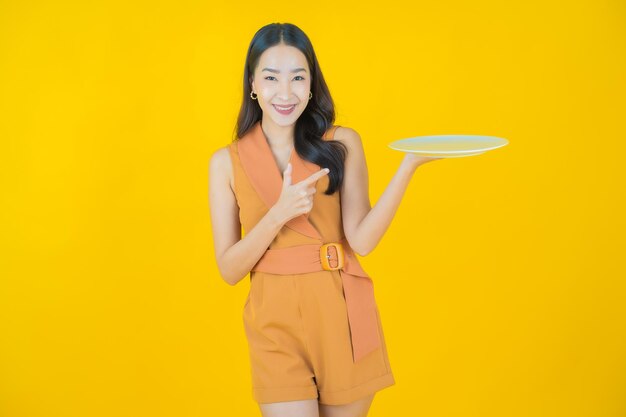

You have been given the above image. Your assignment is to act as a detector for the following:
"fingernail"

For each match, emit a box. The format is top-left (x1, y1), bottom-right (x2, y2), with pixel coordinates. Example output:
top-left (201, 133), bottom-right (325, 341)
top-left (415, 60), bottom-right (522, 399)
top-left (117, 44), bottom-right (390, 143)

top-left (324, 168), bottom-right (330, 172)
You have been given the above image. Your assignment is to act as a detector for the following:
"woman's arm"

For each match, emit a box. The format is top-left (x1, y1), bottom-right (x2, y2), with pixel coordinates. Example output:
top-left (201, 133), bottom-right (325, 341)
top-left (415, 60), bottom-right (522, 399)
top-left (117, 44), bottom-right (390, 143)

top-left (208, 147), bottom-right (283, 286)
top-left (337, 127), bottom-right (439, 256)
top-left (209, 147), bottom-right (330, 285)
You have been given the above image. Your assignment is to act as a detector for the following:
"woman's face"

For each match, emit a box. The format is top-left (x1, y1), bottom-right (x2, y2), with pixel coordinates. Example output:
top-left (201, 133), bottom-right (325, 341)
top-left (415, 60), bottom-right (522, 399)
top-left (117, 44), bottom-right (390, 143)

top-left (251, 44), bottom-right (311, 127)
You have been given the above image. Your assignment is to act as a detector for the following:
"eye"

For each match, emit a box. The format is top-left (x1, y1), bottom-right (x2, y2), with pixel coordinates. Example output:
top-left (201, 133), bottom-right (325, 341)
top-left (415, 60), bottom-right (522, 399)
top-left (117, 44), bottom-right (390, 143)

top-left (265, 76), bottom-right (276, 81)
top-left (294, 76), bottom-right (305, 81)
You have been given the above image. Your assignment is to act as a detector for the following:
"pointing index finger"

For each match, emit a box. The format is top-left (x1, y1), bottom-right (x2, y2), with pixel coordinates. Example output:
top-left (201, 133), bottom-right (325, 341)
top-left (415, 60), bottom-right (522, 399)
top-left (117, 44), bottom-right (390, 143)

top-left (301, 168), bottom-right (330, 185)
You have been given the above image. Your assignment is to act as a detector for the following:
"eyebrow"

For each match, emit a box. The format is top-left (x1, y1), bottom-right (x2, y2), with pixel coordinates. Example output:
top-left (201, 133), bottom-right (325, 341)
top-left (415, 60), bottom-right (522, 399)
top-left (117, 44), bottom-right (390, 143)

top-left (261, 67), bottom-right (307, 74)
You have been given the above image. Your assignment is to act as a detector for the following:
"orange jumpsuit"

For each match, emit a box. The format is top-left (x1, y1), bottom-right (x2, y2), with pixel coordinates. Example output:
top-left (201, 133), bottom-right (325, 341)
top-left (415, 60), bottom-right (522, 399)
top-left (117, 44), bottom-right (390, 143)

top-left (227, 120), bottom-right (395, 405)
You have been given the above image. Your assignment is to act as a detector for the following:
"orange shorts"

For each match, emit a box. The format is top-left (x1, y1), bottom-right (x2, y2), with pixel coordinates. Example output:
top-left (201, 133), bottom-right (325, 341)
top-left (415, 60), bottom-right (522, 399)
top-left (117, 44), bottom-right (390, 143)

top-left (242, 269), bottom-right (395, 405)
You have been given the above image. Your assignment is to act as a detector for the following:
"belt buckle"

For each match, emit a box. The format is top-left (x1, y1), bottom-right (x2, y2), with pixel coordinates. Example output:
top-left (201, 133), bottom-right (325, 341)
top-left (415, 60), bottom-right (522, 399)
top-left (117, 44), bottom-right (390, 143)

top-left (320, 242), bottom-right (345, 271)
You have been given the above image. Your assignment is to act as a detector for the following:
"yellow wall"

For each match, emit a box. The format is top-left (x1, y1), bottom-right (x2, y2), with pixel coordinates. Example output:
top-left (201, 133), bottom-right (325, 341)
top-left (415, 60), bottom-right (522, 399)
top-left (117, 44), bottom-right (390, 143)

top-left (1, 1), bottom-right (624, 416)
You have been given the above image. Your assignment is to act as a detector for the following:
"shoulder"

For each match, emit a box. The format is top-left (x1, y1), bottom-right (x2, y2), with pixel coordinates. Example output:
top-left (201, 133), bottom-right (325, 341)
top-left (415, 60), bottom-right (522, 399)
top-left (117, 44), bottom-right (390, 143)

top-left (210, 144), bottom-right (232, 169)
top-left (209, 144), bottom-right (235, 190)
top-left (332, 126), bottom-right (364, 154)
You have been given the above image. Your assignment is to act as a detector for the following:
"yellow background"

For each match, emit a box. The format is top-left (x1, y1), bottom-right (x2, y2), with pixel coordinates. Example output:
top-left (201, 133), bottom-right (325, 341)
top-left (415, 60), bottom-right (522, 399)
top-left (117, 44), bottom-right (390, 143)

top-left (1, 1), bottom-right (625, 416)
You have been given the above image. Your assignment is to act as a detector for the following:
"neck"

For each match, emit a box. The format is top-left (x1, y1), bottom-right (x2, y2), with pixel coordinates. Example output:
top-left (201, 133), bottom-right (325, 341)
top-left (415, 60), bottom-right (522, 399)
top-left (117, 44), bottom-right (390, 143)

top-left (260, 116), bottom-right (295, 150)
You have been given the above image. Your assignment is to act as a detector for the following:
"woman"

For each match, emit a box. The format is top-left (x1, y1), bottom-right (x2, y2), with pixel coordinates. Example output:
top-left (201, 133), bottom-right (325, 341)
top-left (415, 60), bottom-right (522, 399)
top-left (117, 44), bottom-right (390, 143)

top-left (209, 23), bottom-right (440, 417)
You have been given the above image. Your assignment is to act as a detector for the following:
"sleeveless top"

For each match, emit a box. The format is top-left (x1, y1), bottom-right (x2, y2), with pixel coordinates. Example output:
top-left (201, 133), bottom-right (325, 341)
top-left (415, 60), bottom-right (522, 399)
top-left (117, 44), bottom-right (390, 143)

top-left (227, 121), bottom-right (343, 247)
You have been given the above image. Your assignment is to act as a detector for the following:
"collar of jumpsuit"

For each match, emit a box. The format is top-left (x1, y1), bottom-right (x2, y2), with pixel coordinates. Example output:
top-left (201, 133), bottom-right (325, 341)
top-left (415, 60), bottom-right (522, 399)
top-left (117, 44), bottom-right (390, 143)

top-left (236, 120), bottom-right (383, 363)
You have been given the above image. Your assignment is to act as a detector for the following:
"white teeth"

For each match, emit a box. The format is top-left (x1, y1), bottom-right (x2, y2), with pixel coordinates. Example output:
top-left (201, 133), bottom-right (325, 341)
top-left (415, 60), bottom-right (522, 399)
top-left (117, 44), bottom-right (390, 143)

top-left (274, 105), bottom-right (295, 110)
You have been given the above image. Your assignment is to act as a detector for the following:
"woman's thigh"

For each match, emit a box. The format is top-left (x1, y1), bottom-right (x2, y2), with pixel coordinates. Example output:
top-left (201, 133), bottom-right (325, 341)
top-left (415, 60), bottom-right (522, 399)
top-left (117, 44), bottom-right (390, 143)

top-left (258, 399), bottom-right (319, 417)
top-left (318, 393), bottom-right (375, 417)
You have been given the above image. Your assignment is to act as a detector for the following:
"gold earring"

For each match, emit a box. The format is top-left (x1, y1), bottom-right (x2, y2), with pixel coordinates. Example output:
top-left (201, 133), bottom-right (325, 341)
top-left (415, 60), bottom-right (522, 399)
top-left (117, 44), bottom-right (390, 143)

top-left (309, 92), bottom-right (313, 100)
top-left (250, 91), bottom-right (258, 100)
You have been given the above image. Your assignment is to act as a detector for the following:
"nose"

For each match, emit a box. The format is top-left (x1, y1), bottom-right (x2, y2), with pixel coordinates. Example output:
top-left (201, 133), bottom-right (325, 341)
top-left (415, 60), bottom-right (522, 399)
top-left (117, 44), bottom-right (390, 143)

top-left (277, 79), bottom-right (292, 100)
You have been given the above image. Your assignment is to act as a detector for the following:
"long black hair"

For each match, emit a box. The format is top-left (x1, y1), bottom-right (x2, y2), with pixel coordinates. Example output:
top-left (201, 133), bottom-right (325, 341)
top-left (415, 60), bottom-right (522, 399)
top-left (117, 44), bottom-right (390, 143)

top-left (234, 23), bottom-right (346, 195)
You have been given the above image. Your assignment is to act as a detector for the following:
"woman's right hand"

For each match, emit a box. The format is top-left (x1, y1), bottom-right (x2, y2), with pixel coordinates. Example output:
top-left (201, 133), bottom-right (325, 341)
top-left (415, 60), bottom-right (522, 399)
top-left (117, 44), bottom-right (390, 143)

top-left (269, 162), bottom-right (330, 226)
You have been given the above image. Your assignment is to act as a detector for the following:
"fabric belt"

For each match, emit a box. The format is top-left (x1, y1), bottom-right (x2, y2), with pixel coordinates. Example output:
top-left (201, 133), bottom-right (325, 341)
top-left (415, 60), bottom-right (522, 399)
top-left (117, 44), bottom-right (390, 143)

top-left (251, 236), bottom-right (382, 363)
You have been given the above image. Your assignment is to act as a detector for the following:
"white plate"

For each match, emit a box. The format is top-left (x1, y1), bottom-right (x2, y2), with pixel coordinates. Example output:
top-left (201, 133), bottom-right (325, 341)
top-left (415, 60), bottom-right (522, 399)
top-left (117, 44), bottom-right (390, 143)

top-left (388, 134), bottom-right (508, 158)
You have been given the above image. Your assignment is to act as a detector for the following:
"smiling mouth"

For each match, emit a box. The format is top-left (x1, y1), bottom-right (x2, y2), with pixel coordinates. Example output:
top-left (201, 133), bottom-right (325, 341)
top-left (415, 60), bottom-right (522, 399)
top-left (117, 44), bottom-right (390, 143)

top-left (273, 104), bottom-right (296, 114)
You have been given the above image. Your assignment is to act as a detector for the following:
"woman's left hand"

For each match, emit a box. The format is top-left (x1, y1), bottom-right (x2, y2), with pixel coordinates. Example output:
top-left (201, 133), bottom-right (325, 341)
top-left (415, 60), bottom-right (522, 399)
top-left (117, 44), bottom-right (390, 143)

top-left (402, 152), bottom-right (444, 169)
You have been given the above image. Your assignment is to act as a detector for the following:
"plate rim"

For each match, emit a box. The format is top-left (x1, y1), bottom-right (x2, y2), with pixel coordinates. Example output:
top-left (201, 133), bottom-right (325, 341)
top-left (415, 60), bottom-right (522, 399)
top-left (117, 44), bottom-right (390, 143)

top-left (388, 142), bottom-right (507, 154)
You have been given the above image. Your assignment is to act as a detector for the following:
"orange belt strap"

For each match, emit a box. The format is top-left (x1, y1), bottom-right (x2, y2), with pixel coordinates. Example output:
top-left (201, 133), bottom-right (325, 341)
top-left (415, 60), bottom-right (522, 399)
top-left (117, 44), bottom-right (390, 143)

top-left (251, 237), bottom-right (382, 363)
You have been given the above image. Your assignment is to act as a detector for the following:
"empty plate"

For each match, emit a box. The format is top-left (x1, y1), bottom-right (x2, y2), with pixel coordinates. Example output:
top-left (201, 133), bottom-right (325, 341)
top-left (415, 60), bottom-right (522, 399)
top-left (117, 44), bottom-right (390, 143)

top-left (388, 134), bottom-right (508, 158)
